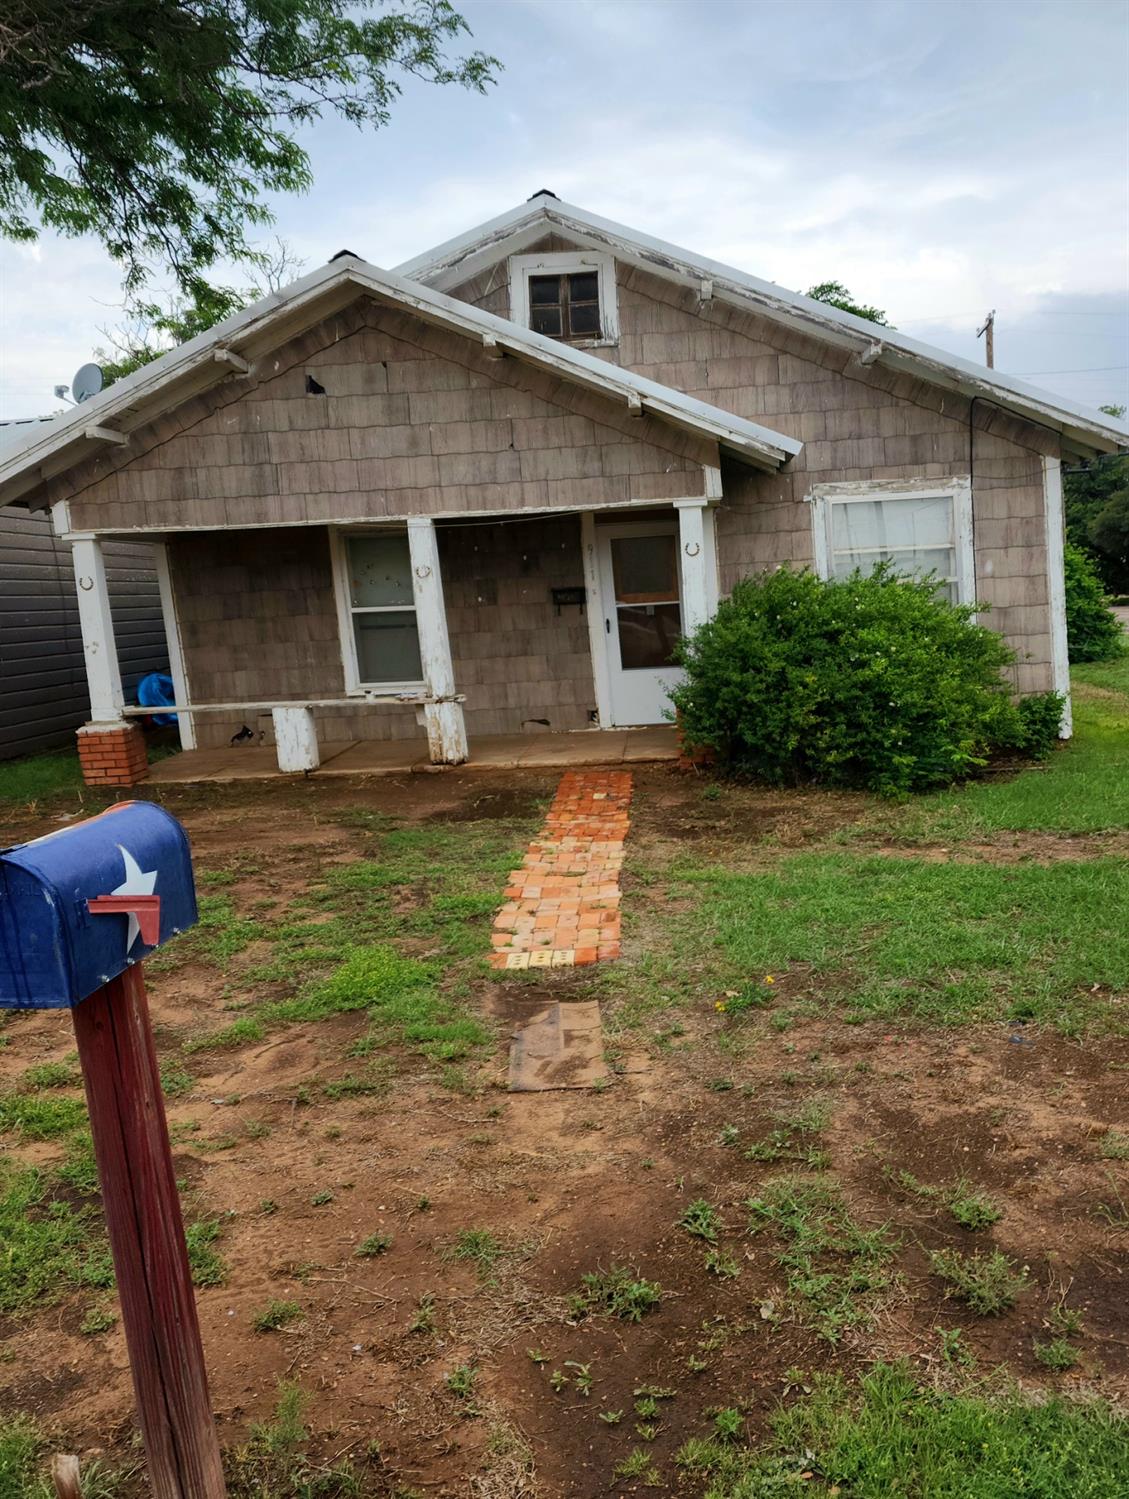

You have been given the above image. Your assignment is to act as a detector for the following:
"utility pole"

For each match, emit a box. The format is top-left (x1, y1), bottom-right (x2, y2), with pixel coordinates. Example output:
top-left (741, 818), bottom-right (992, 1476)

top-left (977, 309), bottom-right (996, 369)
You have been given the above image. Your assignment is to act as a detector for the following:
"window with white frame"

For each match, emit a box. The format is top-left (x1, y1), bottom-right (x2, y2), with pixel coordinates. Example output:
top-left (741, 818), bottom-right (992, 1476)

top-left (509, 251), bottom-right (619, 344)
top-left (811, 482), bottom-right (973, 605)
top-left (333, 531), bottom-right (423, 690)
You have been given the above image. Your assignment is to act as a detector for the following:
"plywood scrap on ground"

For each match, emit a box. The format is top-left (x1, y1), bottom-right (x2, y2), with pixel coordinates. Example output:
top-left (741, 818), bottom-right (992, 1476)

top-left (507, 1000), bottom-right (609, 1091)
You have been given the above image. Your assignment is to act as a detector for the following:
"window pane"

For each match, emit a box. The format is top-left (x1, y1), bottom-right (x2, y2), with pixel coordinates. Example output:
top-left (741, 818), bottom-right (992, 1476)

top-left (616, 603), bottom-right (682, 669)
top-left (569, 301), bottom-right (601, 336)
top-left (354, 611), bottom-right (422, 683)
top-left (529, 275), bottom-right (561, 306)
top-left (568, 271), bottom-right (599, 303)
top-left (531, 305), bottom-right (563, 336)
top-left (347, 534), bottom-right (414, 608)
top-left (831, 495), bottom-right (952, 553)
top-left (611, 533), bottom-right (679, 604)
top-left (832, 546), bottom-right (956, 585)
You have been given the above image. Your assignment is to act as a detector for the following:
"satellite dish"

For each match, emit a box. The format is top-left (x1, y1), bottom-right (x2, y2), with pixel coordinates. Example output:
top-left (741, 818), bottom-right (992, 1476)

top-left (72, 363), bottom-right (103, 404)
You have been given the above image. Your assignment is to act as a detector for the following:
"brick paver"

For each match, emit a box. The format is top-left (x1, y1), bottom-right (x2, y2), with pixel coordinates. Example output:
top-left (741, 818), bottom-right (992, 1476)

top-left (488, 770), bottom-right (632, 970)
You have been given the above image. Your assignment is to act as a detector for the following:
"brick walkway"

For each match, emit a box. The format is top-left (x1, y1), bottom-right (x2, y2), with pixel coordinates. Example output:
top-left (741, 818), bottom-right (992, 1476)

top-left (488, 770), bottom-right (632, 970)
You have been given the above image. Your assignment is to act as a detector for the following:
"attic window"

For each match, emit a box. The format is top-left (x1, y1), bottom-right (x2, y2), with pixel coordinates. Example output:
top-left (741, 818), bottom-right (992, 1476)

top-left (529, 272), bottom-right (601, 340)
top-left (510, 251), bottom-right (618, 345)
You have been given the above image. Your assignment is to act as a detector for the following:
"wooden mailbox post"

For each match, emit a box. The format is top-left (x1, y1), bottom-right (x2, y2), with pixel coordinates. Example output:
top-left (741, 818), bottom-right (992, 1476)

top-left (0, 803), bottom-right (225, 1498)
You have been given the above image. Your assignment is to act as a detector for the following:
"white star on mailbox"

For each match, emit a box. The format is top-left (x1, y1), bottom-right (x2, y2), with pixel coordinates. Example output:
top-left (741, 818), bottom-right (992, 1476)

top-left (112, 845), bottom-right (159, 952)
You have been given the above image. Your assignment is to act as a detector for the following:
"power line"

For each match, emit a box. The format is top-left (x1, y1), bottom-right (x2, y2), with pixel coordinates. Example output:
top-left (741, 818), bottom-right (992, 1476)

top-left (1011, 363), bottom-right (1129, 376)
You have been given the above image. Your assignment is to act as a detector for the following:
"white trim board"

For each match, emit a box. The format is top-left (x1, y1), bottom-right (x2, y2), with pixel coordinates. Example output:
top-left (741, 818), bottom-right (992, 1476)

top-left (70, 536), bottom-right (125, 722)
top-left (396, 194), bottom-right (1129, 460)
top-left (807, 477), bottom-right (975, 608)
top-left (154, 542), bottom-right (196, 750)
top-left (1042, 455), bottom-right (1073, 738)
top-left (508, 249), bottom-right (619, 345)
top-left (53, 493), bottom-right (718, 541)
top-left (580, 510), bottom-right (614, 728)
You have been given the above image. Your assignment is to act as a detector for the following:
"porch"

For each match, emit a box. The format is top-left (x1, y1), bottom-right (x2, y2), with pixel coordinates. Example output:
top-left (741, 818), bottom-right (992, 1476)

top-left (144, 724), bottom-right (680, 783)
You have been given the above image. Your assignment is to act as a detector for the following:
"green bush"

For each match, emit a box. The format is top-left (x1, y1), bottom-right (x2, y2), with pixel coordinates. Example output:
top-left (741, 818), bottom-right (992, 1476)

top-left (670, 566), bottom-right (1061, 795)
top-left (1064, 543), bottom-right (1125, 663)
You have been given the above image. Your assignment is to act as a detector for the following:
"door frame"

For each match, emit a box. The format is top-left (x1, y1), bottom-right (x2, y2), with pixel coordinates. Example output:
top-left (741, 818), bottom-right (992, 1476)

top-left (580, 503), bottom-right (719, 728)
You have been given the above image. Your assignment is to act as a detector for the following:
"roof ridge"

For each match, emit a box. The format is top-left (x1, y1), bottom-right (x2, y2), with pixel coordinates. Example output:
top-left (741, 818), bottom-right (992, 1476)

top-left (395, 196), bottom-right (1129, 458)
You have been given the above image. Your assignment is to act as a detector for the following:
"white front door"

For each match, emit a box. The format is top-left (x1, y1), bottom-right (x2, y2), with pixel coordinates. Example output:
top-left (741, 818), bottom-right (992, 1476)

top-left (596, 520), bottom-right (685, 726)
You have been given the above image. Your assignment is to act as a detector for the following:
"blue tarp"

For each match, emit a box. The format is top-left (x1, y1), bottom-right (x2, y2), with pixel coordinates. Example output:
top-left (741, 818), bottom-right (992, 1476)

top-left (136, 671), bottom-right (177, 727)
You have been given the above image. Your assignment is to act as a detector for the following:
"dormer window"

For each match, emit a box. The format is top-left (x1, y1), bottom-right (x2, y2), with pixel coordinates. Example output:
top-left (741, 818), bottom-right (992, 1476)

top-left (510, 251), bottom-right (619, 346)
top-left (529, 271), bottom-right (600, 339)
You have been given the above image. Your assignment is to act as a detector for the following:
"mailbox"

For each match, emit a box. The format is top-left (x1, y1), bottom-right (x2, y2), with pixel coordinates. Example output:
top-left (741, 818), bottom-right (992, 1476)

top-left (0, 801), bottom-right (197, 1010)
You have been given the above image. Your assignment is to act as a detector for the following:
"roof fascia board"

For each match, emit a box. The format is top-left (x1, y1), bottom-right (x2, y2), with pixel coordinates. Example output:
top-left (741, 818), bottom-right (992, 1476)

top-left (400, 198), bottom-right (1129, 456)
top-left (0, 256), bottom-right (798, 505)
top-left (394, 200), bottom-right (549, 284)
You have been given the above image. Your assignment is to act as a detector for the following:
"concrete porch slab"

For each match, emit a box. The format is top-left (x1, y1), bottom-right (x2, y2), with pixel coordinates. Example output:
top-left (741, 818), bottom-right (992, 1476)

top-left (143, 726), bottom-right (679, 784)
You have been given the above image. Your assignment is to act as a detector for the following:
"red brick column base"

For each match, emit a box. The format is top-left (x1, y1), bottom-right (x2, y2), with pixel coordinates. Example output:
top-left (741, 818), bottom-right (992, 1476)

top-left (77, 723), bottom-right (150, 787)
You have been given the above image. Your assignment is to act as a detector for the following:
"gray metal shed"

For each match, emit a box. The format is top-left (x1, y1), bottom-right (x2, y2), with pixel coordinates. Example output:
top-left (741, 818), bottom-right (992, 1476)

top-left (1, 418), bottom-right (169, 759)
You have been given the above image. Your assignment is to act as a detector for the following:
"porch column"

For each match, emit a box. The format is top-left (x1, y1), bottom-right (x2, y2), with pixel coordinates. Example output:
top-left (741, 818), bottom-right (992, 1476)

top-left (675, 499), bottom-right (714, 635)
top-left (70, 533), bottom-right (148, 785)
top-left (1042, 455), bottom-right (1073, 739)
top-left (407, 517), bottom-right (468, 764)
top-left (153, 542), bottom-right (196, 751)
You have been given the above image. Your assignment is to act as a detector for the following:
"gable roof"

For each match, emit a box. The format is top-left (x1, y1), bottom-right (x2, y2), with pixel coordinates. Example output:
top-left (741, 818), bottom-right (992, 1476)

top-left (0, 258), bottom-right (801, 510)
top-left (396, 194), bottom-right (1129, 460)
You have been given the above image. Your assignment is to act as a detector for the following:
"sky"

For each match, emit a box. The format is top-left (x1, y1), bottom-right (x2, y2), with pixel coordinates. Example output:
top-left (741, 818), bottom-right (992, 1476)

top-left (1, 0), bottom-right (1127, 422)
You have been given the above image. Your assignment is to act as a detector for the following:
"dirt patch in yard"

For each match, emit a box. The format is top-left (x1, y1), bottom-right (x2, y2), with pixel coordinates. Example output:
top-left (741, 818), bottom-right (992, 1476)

top-left (0, 766), bottom-right (1126, 1494)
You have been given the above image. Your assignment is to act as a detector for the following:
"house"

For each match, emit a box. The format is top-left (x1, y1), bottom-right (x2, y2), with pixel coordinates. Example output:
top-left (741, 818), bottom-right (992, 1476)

top-left (0, 419), bottom-right (168, 760)
top-left (0, 192), bottom-right (1125, 786)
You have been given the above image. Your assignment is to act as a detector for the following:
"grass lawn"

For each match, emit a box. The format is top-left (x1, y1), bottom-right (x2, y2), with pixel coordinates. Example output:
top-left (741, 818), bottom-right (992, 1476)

top-left (0, 749), bottom-right (86, 804)
top-left (0, 668), bottom-right (1125, 1495)
top-left (865, 658), bottom-right (1129, 838)
top-left (606, 658), bottom-right (1129, 1039)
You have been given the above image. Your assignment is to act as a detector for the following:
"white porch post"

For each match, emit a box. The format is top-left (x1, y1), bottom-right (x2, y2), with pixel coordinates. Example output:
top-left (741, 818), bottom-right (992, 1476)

top-left (407, 516), bottom-right (468, 764)
top-left (154, 542), bottom-right (196, 751)
top-left (1042, 455), bottom-right (1073, 739)
top-left (70, 534), bottom-right (125, 723)
top-left (675, 499), bottom-right (713, 635)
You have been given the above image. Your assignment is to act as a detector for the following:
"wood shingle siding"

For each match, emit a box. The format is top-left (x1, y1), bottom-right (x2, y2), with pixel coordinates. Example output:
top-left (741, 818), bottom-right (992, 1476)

top-left (55, 299), bottom-right (713, 537)
top-left (0, 505), bottom-right (168, 758)
top-left (451, 243), bottom-right (1056, 692)
top-left (168, 514), bottom-right (594, 748)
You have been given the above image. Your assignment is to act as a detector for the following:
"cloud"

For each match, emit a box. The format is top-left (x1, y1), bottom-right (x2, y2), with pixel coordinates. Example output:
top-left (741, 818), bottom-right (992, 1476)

top-left (0, 0), bottom-right (1124, 418)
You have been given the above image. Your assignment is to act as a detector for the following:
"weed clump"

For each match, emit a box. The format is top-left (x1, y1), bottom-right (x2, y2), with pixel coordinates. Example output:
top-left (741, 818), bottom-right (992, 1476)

top-left (252, 1299), bottom-right (302, 1333)
top-left (228, 1380), bottom-right (360, 1494)
top-left (929, 1248), bottom-right (1030, 1315)
top-left (571, 1266), bottom-right (663, 1323)
top-left (746, 1176), bottom-right (897, 1341)
top-left (355, 1232), bottom-right (392, 1258)
top-left (1035, 1337), bottom-right (1080, 1371)
top-left (679, 1199), bottom-right (721, 1243)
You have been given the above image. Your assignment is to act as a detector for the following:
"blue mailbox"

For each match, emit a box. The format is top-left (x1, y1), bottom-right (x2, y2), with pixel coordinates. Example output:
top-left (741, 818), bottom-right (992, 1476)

top-left (0, 801), bottom-right (197, 1010)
